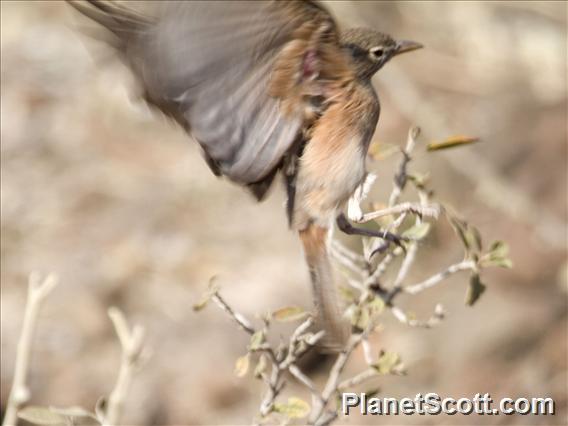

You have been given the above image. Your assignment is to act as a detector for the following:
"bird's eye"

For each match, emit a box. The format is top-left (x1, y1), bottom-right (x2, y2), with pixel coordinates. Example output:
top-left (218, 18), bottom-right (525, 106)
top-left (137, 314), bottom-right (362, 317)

top-left (370, 47), bottom-right (384, 59)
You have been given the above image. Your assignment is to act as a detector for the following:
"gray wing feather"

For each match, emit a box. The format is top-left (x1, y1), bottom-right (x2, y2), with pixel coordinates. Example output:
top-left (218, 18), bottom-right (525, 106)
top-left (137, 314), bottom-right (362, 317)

top-left (136, 1), bottom-right (329, 183)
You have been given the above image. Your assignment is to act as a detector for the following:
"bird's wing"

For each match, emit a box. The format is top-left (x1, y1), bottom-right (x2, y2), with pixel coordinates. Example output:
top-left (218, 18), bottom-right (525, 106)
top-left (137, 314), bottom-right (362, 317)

top-left (141, 1), bottom-right (356, 186)
top-left (69, 1), bottom-right (355, 189)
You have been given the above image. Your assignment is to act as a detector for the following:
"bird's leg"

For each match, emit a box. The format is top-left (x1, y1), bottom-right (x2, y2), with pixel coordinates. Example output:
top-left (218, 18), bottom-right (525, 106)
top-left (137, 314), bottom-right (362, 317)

top-left (336, 213), bottom-right (407, 256)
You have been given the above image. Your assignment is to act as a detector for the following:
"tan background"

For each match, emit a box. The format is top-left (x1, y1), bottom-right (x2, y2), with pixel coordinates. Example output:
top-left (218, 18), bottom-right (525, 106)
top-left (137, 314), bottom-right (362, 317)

top-left (1, 1), bottom-right (566, 425)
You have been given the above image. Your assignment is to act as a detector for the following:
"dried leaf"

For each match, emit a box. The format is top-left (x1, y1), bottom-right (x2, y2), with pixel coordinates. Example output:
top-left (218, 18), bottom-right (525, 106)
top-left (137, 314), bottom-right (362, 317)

top-left (427, 135), bottom-right (479, 151)
top-left (402, 222), bottom-right (431, 240)
top-left (466, 273), bottom-right (486, 306)
top-left (272, 306), bottom-right (308, 322)
top-left (18, 406), bottom-right (67, 425)
top-left (234, 353), bottom-right (250, 378)
top-left (273, 397), bottom-right (311, 419)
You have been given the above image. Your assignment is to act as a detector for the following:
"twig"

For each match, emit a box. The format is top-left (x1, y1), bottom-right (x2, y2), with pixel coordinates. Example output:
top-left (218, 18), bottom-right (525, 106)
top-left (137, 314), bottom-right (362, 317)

top-left (103, 307), bottom-right (146, 426)
top-left (288, 364), bottom-right (321, 398)
top-left (310, 332), bottom-right (366, 423)
top-left (388, 127), bottom-right (419, 207)
top-left (390, 304), bottom-right (445, 328)
top-left (3, 273), bottom-right (58, 426)
top-left (403, 260), bottom-right (476, 295)
top-left (338, 368), bottom-right (378, 391)
top-left (211, 292), bottom-right (256, 335)
top-left (330, 243), bottom-right (366, 278)
top-left (353, 202), bottom-right (440, 224)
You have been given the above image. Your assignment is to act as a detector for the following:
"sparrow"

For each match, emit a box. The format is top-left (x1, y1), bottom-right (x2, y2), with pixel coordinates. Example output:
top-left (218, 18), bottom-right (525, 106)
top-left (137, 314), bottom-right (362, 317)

top-left (67, 0), bottom-right (423, 349)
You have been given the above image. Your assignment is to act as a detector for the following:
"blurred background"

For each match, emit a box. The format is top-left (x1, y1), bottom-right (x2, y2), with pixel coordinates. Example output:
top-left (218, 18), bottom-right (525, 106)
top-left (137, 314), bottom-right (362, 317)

top-left (1, 1), bottom-right (566, 425)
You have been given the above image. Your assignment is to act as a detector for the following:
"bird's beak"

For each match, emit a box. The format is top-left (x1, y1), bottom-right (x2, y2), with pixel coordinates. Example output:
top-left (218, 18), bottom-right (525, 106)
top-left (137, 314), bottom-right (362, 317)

top-left (394, 39), bottom-right (424, 56)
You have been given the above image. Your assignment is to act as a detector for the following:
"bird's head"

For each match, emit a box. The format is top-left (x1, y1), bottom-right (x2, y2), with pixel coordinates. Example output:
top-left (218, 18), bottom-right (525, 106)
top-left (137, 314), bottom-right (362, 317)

top-left (340, 28), bottom-right (423, 80)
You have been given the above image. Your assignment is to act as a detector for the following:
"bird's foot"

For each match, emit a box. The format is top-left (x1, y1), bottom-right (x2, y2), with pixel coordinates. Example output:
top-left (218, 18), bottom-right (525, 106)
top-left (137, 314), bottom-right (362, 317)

top-left (336, 213), bottom-right (407, 257)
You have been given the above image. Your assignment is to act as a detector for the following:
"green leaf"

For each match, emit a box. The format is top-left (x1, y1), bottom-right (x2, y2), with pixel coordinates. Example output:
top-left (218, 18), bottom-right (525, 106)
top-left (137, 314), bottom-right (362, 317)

top-left (18, 406), bottom-right (67, 425)
top-left (408, 172), bottom-right (430, 189)
top-left (273, 397), bottom-right (311, 419)
top-left (365, 388), bottom-right (381, 399)
top-left (234, 353), bottom-right (250, 378)
top-left (192, 276), bottom-right (219, 312)
top-left (368, 141), bottom-right (400, 160)
top-left (402, 222), bottom-right (431, 240)
top-left (249, 331), bottom-right (265, 351)
top-left (367, 297), bottom-right (385, 316)
top-left (339, 286), bottom-right (358, 303)
top-left (427, 135), bottom-right (479, 152)
top-left (450, 217), bottom-right (470, 252)
top-left (486, 257), bottom-right (513, 269)
top-left (192, 294), bottom-right (211, 312)
top-left (48, 407), bottom-right (96, 419)
top-left (351, 305), bottom-right (370, 331)
top-left (272, 306), bottom-right (309, 322)
top-left (254, 354), bottom-right (267, 379)
top-left (94, 397), bottom-right (106, 423)
top-left (48, 407), bottom-right (99, 425)
top-left (372, 352), bottom-right (401, 374)
top-left (488, 240), bottom-right (509, 258)
top-left (465, 273), bottom-right (486, 306)
top-left (481, 241), bottom-right (512, 269)
top-left (466, 226), bottom-right (483, 252)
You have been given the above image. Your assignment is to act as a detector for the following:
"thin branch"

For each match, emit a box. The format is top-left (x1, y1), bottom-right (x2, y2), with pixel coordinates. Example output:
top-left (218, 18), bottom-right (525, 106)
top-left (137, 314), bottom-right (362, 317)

top-left (330, 243), bottom-right (366, 278)
top-left (103, 307), bottom-right (146, 426)
top-left (390, 304), bottom-right (445, 328)
top-left (331, 240), bottom-right (366, 268)
top-left (388, 127), bottom-right (420, 207)
top-left (4, 273), bottom-right (58, 426)
top-left (310, 332), bottom-right (367, 423)
top-left (338, 368), bottom-right (378, 391)
top-left (403, 260), bottom-right (476, 295)
top-left (211, 292), bottom-right (256, 335)
top-left (353, 202), bottom-right (440, 224)
top-left (288, 364), bottom-right (321, 399)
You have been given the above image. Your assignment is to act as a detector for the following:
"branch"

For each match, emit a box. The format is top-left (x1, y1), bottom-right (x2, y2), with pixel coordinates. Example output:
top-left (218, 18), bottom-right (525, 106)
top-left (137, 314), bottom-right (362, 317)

top-left (337, 368), bottom-right (377, 391)
top-left (103, 307), bottom-right (146, 426)
top-left (388, 127), bottom-right (419, 207)
top-left (3, 273), bottom-right (58, 426)
top-left (353, 202), bottom-right (440, 224)
top-left (390, 304), bottom-right (445, 328)
top-left (211, 292), bottom-right (256, 335)
top-left (403, 260), bottom-right (476, 295)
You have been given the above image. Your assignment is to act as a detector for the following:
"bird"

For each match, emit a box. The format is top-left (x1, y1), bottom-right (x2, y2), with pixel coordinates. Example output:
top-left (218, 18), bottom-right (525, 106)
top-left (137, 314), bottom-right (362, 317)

top-left (67, 0), bottom-right (423, 350)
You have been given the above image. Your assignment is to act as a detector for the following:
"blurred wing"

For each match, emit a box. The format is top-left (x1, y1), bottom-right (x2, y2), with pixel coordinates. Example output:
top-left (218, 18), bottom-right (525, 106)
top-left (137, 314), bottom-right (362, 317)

top-left (136, 1), bottom-right (352, 185)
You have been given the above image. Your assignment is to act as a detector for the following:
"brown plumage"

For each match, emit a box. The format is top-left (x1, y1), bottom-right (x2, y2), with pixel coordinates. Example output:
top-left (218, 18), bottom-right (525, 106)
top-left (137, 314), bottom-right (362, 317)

top-left (67, 0), bottom-right (422, 350)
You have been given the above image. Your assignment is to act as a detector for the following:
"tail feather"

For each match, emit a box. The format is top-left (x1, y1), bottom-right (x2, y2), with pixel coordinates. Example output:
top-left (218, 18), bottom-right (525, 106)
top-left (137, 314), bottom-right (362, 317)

top-left (299, 224), bottom-right (349, 351)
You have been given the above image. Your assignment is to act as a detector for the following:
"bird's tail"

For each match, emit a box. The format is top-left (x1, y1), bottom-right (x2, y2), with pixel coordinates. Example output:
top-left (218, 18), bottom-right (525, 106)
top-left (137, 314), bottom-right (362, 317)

top-left (299, 223), bottom-right (349, 351)
top-left (67, 0), bottom-right (151, 42)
